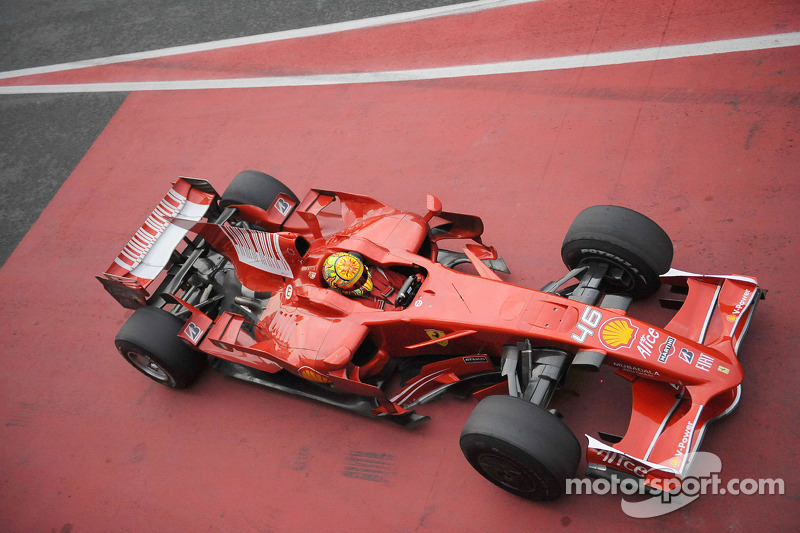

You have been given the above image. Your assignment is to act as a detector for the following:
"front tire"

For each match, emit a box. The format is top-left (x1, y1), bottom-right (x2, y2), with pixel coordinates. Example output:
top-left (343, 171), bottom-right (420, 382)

top-left (561, 205), bottom-right (673, 299)
top-left (460, 395), bottom-right (581, 500)
top-left (115, 306), bottom-right (206, 389)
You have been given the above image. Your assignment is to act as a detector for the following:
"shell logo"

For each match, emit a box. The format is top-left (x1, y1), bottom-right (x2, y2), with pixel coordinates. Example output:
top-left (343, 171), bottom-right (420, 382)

top-left (669, 456), bottom-right (682, 468)
top-left (599, 317), bottom-right (639, 351)
top-left (299, 367), bottom-right (332, 384)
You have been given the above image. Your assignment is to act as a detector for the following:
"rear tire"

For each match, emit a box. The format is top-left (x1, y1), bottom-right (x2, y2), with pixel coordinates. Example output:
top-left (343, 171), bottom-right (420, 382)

top-left (115, 306), bottom-right (206, 389)
top-left (220, 170), bottom-right (298, 212)
top-left (561, 205), bottom-right (673, 299)
top-left (460, 395), bottom-right (581, 500)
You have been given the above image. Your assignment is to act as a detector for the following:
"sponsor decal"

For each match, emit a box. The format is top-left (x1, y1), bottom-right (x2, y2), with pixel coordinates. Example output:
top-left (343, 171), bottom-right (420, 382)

top-left (463, 356), bottom-right (489, 364)
top-left (414, 299), bottom-right (423, 308)
top-left (299, 367), bottom-right (331, 384)
top-left (679, 348), bottom-right (694, 364)
top-left (571, 306), bottom-right (603, 343)
top-left (184, 322), bottom-right (202, 343)
top-left (611, 361), bottom-right (660, 377)
top-left (727, 289), bottom-right (753, 322)
top-left (672, 420), bottom-right (695, 469)
top-left (695, 353), bottom-right (714, 372)
top-left (594, 448), bottom-right (648, 477)
top-left (425, 329), bottom-right (449, 347)
top-left (599, 317), bottom-right (639, 351)
top-left (274, 197), bottom-right (292, 216)
top-left (636, 327), bottom-right (660, 359)
top-left (657, 337), bottom-right (676, 364)
top-left (732, 289), bottom-right (752, 316)
top-left (284, 285), bottom-right (293, 300)
top-left (717, 365), bottom-right (730, 374)
top-left (579, 248), bottom-right (638, 274)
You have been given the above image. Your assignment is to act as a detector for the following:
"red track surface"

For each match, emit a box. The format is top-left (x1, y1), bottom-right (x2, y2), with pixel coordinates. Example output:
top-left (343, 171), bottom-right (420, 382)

top-left (1, 0), bottom-right (799, 531)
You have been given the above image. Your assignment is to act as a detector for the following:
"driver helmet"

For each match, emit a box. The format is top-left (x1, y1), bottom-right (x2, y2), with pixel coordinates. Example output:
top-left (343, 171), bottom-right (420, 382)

top-left (322, 252), bottom-right (374, 297)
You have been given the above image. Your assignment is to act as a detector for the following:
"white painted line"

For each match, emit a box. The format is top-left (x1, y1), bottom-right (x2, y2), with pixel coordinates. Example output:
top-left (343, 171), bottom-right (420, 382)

top-left (0, 0), bottom-right (539, 80)
top-left (1, 32), bottom-right (798, 94)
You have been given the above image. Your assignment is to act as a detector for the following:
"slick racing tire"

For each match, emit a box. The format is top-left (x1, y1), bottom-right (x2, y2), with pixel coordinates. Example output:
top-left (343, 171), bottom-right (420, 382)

top-left (561, 205), bottom-right (673, 299)
top-left (220, 170), bottom-right (299, 213)
top-left (115, 306), bottom-right (206, 389)
top-left (460, 395), bottom-right (581, 501)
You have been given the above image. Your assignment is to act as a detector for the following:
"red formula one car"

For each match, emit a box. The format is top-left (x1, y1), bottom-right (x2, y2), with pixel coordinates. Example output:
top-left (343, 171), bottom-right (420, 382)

top-left (98, 171), bottom-right (763, 501)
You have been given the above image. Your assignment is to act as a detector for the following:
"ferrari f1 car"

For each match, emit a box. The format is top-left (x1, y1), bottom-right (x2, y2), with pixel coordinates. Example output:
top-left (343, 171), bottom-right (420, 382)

top-left (98, 171), bottom-right (763, 501)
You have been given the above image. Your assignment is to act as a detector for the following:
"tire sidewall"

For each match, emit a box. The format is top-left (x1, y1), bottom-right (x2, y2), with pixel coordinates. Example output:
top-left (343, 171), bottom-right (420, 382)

top-left (460, 395), bottom-right (581, 500)
top-left (561, 205), bottom-right (673, 299)
top-left (114, 306), bottom-right (205, 389)
top-left (117, 339), bottom-right (180, 388)
top-left (461, 433), bottom-right (563, 500)
top-left (561, 238), bottom-right (660, 298)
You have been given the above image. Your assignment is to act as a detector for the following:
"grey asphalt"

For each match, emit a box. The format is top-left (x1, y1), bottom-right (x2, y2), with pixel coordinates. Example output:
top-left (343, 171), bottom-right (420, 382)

top-left (0, 0), bottom-right (466, 267)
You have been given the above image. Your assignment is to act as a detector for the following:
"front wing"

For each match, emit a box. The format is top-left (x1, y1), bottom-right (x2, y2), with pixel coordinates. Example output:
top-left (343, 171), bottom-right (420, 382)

top-left (586, 269), bottom-right (764, 490)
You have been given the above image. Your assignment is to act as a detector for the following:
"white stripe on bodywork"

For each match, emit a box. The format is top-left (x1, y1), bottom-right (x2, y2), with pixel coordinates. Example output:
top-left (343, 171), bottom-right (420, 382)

top-left (661, 268), bottom-right (759, 286)
top-left (698, 284), bottom-right (722, 344)
top-left (219, 226), bottom-right (293, 278)
top-left (390, 369), bottom-right (449, 405)
top-left (586, 436), bottom-right (678, 475)
top-left (674, 406), bottom-right (704, 475)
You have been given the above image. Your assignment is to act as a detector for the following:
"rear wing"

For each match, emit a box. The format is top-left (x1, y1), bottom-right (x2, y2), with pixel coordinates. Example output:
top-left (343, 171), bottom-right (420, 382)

top-left (97, 178), bottom-right (218, 308)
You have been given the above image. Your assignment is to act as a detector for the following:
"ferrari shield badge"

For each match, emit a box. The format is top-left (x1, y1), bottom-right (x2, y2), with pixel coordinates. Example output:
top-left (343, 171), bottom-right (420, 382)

top-left (425, 329), bottom-right (449, 347)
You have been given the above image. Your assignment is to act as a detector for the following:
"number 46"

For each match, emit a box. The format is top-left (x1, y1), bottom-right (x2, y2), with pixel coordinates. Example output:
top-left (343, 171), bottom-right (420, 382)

top-left (571, 306), bottom-right (602, 343)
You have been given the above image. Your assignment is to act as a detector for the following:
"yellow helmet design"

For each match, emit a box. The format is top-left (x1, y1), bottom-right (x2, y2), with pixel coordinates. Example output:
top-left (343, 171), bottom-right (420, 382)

top-left (322, 252), bottom-right (374, 297)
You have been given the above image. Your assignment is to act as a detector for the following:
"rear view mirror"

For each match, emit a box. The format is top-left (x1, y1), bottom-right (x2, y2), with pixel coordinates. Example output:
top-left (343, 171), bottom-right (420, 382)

top-left (423, 194), bottom-right (443, 222)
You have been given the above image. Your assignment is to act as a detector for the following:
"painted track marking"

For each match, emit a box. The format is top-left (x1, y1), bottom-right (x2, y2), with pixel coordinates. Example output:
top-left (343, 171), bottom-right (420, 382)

top-left (1, 32), bottom-right (797, 94)
top-left (0, 0), bottom-right (540, 81)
